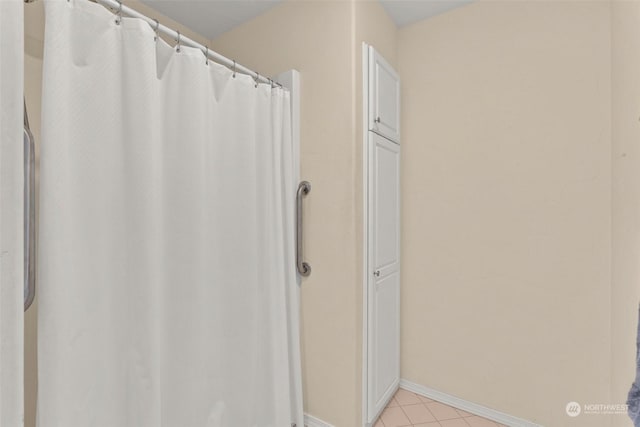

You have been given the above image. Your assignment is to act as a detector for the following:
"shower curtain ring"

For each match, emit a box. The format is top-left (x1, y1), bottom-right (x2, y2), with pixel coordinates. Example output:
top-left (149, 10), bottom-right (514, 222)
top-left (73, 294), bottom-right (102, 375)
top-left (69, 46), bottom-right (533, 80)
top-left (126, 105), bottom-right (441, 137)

top-left (115, 0), bottom-right (122, 25)
top-left (205, 46), bottom-right (209, 65)
top-left (232, 60), bottom-right (236, 78)
top-left (153, 19), bottom-right (159, 42)
top-left (176, 31), bottom-right (181, 53)
top-left (254, 72), bottom-right (260, 88)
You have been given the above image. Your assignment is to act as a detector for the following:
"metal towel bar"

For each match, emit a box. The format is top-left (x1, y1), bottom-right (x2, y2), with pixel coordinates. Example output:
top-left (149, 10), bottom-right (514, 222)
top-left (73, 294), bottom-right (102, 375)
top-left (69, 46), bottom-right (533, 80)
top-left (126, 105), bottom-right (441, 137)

top-left (296, 181), bottom-right (311, 277)
top-left (24, 100), bottom-right (36, 311)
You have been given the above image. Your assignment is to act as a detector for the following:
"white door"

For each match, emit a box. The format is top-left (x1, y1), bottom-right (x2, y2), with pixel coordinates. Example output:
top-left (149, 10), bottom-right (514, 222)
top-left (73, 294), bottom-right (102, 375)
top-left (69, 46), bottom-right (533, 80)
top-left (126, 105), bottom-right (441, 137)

top-left (368, 46), bottom-right (400, 143)
top-left (366, 131), bottom-right (400, 422)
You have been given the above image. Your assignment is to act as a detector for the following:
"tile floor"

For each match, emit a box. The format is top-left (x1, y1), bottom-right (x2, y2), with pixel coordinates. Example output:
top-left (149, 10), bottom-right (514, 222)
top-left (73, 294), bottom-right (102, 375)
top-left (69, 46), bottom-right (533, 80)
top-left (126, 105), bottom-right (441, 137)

top-left (374, 388), bottom-right (507, 427)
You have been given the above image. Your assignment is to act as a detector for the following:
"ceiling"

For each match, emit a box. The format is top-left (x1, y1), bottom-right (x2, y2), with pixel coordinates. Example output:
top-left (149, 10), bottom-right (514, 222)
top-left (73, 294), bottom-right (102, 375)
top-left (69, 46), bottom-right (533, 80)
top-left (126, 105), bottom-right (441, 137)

top-left (141, 0), bottom-right (472, 41)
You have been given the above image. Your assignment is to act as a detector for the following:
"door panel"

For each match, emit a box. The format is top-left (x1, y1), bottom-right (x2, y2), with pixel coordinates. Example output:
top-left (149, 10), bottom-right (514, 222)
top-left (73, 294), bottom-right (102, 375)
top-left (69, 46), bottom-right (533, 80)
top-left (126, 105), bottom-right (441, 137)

top-left (367, 131), bottom-right (400, 421)
top-left (369, 47), bottom-right (400, 143)
top-left (374, 139), bottom-right (399, 270)
top-left (373, 271), bottom-right (400, 405)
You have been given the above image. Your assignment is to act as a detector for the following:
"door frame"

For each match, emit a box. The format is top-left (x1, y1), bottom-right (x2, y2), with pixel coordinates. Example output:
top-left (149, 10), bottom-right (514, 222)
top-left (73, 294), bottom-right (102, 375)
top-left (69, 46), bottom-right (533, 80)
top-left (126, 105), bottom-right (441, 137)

top-left (362, 42), bottom-right (371, 427)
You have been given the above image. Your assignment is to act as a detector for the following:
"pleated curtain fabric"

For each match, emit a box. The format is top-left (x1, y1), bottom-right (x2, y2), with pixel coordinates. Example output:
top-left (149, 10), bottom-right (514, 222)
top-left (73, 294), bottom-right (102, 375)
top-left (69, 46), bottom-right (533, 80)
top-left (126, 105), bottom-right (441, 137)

top-left (39, 1), bottom-right (302, 426)
top-left (0, 0), bottom-right (24, 425)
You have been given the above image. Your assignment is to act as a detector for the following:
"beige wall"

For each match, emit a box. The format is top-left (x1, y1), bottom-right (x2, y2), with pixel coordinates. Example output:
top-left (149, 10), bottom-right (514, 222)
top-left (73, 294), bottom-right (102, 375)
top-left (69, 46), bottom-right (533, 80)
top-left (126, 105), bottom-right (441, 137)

top-left (398, 2), bottom-right (612, 426)
top-left (612, 1), bottom-right (640, 426)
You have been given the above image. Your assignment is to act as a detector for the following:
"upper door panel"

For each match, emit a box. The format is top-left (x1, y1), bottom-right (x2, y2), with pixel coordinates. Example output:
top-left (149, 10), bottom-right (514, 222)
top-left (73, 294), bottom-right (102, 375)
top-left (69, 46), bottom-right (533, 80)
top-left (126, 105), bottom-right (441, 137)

top-left (369, 47), bottom-right (400, 143)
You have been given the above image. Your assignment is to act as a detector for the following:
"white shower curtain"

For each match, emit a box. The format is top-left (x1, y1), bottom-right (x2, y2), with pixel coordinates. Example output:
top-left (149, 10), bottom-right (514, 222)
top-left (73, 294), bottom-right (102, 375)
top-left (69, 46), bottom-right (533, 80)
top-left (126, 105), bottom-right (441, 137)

top-left (0, 0), bottom-right (24, 425)
top-left (39, 1), bottom-right (302, 426)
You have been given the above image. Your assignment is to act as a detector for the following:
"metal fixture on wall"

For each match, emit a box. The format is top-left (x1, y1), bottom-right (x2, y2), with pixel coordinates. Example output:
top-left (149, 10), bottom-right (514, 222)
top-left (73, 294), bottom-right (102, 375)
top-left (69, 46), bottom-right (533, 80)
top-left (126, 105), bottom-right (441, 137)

top-left (296, 181), bottom-right (311, 277)
top-left (24, 100), bottom-right (36, 311)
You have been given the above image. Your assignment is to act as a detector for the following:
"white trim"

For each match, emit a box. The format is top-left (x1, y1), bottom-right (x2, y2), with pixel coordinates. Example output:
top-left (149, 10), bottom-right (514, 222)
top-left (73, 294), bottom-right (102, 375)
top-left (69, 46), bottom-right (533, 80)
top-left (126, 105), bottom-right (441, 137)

top-left (304, 413), bottom-right (335, 427)
top-left (399, 379), bottom-right (543, 427)
top-left (361, 41), bottom-right (371, 427)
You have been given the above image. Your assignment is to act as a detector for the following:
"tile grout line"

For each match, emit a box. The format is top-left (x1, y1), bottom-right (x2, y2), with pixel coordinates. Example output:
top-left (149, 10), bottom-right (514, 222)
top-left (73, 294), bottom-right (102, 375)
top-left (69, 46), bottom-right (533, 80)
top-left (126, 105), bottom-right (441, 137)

top-left (398, 398), bottom-right (418, 426)
top-left (381, 389), bottom-right (503, 427)
top-left (398, 393), bottom-right (442, 427)
top-left (397, 401), bottom-right (412, 426)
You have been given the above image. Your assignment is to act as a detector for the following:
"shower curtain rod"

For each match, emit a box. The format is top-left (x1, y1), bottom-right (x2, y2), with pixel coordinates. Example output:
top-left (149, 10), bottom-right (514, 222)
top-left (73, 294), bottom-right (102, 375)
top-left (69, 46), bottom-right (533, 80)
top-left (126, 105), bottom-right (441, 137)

top-left (92, 0), bottom-right (282, 88)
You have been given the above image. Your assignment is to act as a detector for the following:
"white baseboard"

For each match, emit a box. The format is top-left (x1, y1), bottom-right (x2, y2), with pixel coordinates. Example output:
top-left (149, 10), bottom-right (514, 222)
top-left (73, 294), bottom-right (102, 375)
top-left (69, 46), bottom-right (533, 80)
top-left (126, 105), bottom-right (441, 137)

top-left (399, 379), bottom-right (543, 427)
top-left (304, 413), bottom-right (335, 427)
